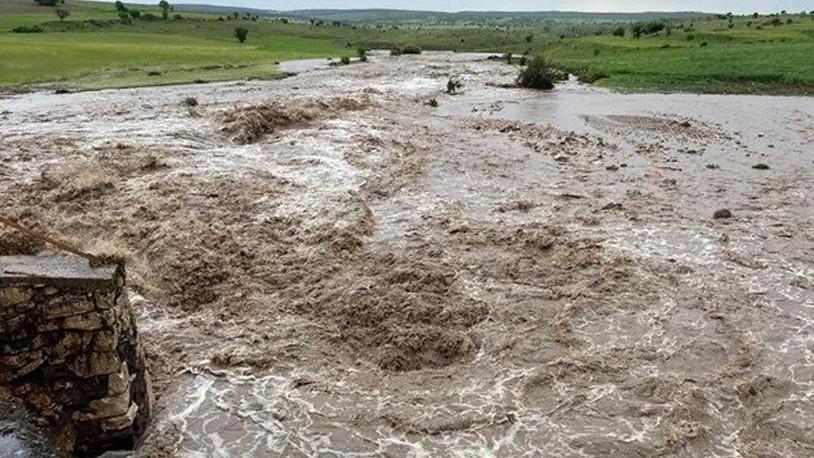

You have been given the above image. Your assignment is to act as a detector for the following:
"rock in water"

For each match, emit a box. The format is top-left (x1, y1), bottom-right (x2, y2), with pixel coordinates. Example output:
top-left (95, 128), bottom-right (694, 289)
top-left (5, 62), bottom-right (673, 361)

top-left (713, 209), bottom-right (733, 219)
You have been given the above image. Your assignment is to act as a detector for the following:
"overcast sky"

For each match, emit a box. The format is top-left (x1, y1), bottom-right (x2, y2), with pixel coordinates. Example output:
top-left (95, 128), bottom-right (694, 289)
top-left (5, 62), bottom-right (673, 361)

top-left (183, 1), bottom-right (814, 14)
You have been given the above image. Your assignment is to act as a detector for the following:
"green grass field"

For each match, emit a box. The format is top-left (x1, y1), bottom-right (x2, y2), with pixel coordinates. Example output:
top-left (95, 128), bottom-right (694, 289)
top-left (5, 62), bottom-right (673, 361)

top-left (1, 0), bottom-right (814, 94)
top-left (0, 1), bottom-right (346, 89)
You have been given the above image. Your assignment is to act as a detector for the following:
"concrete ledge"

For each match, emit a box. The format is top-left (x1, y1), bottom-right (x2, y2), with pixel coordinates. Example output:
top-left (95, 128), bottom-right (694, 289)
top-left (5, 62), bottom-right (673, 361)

top-left (0, 256), bottom-right (118, 288)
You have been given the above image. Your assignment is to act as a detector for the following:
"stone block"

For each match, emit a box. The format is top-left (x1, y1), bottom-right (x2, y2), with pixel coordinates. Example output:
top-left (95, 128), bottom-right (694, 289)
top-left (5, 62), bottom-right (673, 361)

top-left (53, 332), bottom-right (94, 359)
top-left (0, 349), bottom-right (44, 383)
top-left (72, 388), bottom-right (131, 421)
top-left (68, 351), bottom-right (120, 378)
top-left (43, 295), bottom-right (96, 320)
top-left (92, 329), bottom-right (119, 352)
top-left (100, 403), bottom-right (139, 432)
top-left (0, 300), bottom-right (35, 321)
top-left (63, 312), bottom-right (105, 332)
top-left (0, 287), bottom-right (33, 307)
top-left (107, 363), bottom-right (130, 396)
top-left (0, 349), bottom-right (43, 370)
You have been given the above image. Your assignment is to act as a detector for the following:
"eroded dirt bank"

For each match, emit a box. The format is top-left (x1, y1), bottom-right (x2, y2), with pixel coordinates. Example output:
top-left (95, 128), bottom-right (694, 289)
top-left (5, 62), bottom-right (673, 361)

top-left (1, 52), bottom-right (813, 457)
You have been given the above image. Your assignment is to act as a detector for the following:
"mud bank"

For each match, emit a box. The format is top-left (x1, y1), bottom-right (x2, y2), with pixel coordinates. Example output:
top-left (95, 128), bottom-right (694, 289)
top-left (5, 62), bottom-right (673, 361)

top-left (1, 52), bottom-right (813, 457)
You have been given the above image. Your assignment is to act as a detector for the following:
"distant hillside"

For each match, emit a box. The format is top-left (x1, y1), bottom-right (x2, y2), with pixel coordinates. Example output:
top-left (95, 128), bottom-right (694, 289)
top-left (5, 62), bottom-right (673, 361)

top-left (170, 5), bottom-right (710, 25)
top-left (172, 3), bottom-right (273, 16)
top-left (283, 9), bottom-right (710, 25)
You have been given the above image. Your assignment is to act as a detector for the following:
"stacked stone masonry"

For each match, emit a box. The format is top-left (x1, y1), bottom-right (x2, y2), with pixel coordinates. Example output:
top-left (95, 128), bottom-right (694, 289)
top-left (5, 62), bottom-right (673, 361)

top-left (0, 256), bottom-right (151, 456)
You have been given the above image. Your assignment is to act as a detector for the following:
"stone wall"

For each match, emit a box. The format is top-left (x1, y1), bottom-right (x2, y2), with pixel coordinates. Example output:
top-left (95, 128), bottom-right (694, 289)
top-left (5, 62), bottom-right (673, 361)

top-left (0, 256), bottom-right (151, 456)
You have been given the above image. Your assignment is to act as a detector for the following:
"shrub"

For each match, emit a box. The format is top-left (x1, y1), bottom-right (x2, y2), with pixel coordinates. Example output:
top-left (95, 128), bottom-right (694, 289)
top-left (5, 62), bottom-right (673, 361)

top-left (631, 21), bottom-right (666, 38)
top-left (646, 21), bottom-right (666, 34)
top-left (357, 48), bottom-right (368, 62)
top-left (612, 26), bottom-right (625, 37)
top-left (182, 97), bottom-right (198, 107)
top-left (129, 9), bottom-right (141, 19)
top-left (340, 55), bottom-right (350, 65)
top-left (402, 45), bottom-right (421, 54)
top-left (503, 52), bottom-right (513, 64)
top-left (34, 0), bottom-right (63, 5)
top-left (234, 27), bottom-right (248, 43)
top-left (390, 46), bottom-right (402, 56)
top-left (525, 34), bottom-right (534, 43)
top-left (516, 55), bottom-right (559, 90)
top-left (11, 25), bottom-right (44, 33)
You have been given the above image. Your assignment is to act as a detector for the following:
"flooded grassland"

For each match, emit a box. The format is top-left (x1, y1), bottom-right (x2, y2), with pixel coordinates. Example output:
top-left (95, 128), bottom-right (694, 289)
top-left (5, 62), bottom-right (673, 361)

top-left (1, 52), bottom-right (813, 457)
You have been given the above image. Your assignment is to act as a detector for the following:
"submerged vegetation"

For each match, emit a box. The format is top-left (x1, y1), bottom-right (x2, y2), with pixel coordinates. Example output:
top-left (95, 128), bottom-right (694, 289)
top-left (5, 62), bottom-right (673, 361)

top-left (516, 55), bottom-right (561, 90)
top-left (1, 0), bottom-right (814, 94)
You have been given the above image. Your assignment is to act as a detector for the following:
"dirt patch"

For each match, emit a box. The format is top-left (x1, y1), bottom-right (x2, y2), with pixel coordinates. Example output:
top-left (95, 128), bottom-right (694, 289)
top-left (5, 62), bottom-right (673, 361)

top-left (0, 230), bottom-right (46, 255)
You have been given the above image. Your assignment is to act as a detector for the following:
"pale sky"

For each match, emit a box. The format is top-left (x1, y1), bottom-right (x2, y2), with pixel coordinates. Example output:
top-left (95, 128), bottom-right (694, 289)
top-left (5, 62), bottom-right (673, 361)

top-left (183, 1), bottom-right (814, 14)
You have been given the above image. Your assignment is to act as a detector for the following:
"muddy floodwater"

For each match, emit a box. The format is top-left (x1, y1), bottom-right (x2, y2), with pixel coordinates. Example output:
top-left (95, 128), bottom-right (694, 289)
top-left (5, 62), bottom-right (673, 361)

top-left (1, 52), bottom-right (813, 457)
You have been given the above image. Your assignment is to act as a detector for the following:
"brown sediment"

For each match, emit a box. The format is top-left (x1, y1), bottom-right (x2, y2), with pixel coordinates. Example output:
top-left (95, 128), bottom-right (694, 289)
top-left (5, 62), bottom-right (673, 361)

top-left (1, 52), bottom-right (812, 457)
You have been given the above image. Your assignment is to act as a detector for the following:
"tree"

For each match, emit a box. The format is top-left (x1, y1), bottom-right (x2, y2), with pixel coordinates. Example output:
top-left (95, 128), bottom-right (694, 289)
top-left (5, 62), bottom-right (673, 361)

top-left (233, 27), bottom-right (248, 43)
top-left (129, 9), bottom-right (140, 19)
top-left (525, 33), bottom-right (534, 43)
top-left (34, 0), bottom-right (63, 6)
top-left (158, 0), bottom-right (170, 20)
top-left (612, 26), bottom-right (625, 37)
top-left (114, 0), bottom-right (128, 13)
top-left (55, 8), bottom-right (70, 21)
top-left (631, 22), bottom-right (645, 39)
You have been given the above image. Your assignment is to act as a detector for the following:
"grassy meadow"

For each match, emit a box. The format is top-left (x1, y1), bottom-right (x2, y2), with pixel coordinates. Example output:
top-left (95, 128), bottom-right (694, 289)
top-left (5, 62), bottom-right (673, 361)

top-left (0, 0), bottom-right (347, 89)
top-left (1, 0), bottom-right (814, 94)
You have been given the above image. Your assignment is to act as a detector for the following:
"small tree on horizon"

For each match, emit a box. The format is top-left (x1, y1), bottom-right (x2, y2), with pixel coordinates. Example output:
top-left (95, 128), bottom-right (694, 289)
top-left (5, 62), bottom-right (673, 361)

top-left (158, 0), bottom-right (170, 20)
top-left (55, 8), bottom-right (70, 21)
top-left (234, 26), bottom-right (248, 43)
top-left (114, 0), bottom-right (128, 13)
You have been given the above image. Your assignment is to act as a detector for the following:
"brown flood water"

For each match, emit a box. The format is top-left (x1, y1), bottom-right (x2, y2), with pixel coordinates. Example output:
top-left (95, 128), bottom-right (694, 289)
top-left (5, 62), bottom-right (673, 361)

top-left (1, 52), bottom-right (813, 457)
